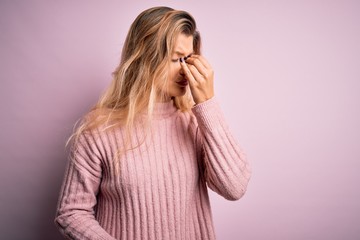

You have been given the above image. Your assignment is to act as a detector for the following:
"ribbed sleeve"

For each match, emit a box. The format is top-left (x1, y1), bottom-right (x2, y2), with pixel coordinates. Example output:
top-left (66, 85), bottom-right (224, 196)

top-left (55, 134), bottom-right (117, 240)
top-left (192, 97), bottom-right (251, 200)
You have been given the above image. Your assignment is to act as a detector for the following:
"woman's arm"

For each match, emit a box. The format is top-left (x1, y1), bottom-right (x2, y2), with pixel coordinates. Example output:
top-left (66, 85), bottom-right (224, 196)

top-left (192, 97), bottom-right (251, 200)
top-left (54, 133), bottom-right (116, 240)
top-left (181, 55), bottom-right (251, 200)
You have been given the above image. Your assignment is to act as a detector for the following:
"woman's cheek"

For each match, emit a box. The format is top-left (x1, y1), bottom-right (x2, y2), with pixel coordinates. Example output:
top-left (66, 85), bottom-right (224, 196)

top-left (169, 66), bottom-right (178, 81)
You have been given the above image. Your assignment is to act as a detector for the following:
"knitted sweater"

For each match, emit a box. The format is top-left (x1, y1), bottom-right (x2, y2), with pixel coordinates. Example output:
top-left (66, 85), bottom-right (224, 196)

top-left (54, 97), bottom-right (251, 240)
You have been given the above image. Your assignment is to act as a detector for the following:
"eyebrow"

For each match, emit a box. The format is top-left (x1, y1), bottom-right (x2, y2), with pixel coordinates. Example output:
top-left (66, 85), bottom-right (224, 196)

top-left (174, 51), bottom-right (193, 57)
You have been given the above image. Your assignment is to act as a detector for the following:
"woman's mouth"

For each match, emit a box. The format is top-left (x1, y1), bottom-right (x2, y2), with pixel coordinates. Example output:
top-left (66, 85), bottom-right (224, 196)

top-left (176, 79), bottom-right (188, 87)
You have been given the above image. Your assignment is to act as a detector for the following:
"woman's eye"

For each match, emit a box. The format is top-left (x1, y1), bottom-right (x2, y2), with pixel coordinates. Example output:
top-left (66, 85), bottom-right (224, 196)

top-left (171, 59), bottom-right (179, 63)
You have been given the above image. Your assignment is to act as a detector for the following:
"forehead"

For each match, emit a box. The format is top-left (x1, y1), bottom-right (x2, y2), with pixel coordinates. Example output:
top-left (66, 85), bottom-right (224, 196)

top-left (173, 33), bottom-right (193, 54)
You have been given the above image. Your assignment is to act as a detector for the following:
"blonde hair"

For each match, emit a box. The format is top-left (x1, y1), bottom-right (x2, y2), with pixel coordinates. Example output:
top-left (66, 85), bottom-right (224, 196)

top-left (69, 6), bottom-right (201, 170)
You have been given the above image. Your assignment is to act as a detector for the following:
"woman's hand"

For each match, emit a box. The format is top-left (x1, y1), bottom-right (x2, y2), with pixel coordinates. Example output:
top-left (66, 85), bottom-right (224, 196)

top-left (180, 55), bottom-right (214, 104)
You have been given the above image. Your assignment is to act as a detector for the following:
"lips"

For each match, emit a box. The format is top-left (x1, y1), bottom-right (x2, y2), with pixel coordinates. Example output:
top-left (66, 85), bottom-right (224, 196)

top-left (176, 79), bottom-right (188, 87)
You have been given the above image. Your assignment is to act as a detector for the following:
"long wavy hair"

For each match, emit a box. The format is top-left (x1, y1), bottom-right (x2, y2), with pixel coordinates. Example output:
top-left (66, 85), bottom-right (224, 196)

top-left (69, 6), bottom-right (201, 170)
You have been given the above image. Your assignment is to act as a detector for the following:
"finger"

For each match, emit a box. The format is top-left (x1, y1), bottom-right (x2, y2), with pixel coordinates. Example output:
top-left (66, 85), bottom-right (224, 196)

top-left (185, 56), bottom-right (208, 77)
top-left (187, 64), bottom-right (204, 83)
top-left (186, 54), bottom-right (212, 70)
top-left (180, 58), bottom-right (196, 85)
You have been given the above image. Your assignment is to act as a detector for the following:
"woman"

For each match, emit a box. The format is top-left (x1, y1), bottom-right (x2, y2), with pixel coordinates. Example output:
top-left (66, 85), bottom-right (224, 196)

top-left (55, 6), bottom-right (251, 240)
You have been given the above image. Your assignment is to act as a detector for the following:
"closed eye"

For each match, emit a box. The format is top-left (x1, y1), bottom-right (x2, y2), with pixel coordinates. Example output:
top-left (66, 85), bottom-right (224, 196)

top-left (171, 53), bottom-right (192, 63)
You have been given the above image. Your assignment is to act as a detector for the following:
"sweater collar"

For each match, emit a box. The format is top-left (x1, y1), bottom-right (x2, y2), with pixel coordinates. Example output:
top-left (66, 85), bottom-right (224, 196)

top-left (152, 100), bottom-right (178, 118)
top-left (140, 100), bottom-right (178, 119)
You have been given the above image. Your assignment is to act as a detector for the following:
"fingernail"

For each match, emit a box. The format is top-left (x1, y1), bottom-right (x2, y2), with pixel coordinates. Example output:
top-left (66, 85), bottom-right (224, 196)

top-left (180, 58), bottom-right (183, 63)
top-left (185, 54), bottom-right (192, 60)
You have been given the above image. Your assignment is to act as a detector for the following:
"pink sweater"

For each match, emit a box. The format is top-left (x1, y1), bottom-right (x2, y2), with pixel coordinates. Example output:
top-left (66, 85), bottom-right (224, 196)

top-left (55, 97), bottom-right (251, 240)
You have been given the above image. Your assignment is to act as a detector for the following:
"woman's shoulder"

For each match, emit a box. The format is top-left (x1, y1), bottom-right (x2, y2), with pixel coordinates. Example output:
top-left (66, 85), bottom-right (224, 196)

top-left (76, 108), bottom-right (126, 144)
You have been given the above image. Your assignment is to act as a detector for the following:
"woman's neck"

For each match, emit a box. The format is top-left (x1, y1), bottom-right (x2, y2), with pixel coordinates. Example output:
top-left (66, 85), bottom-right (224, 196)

top-left (155, 95), bottom-right (173, 103)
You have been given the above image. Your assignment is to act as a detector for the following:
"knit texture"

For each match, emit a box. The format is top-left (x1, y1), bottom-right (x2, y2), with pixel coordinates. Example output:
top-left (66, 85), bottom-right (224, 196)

top-left (55, 97), bottom-right (251, 240)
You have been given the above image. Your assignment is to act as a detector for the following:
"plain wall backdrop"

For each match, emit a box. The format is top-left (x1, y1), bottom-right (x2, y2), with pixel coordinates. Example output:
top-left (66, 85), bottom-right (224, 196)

top-left (1, 1), bottom-right (359, 239)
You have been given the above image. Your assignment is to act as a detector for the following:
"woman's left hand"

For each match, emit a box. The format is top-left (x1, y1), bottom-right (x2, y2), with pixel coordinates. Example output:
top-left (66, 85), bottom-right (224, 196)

top-left (180, 55), bottom-right (214, 104)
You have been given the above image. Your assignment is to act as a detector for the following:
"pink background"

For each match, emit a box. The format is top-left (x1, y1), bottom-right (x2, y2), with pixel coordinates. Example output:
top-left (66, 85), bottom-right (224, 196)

top-left (1, 1), bottom-right (359, 239)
